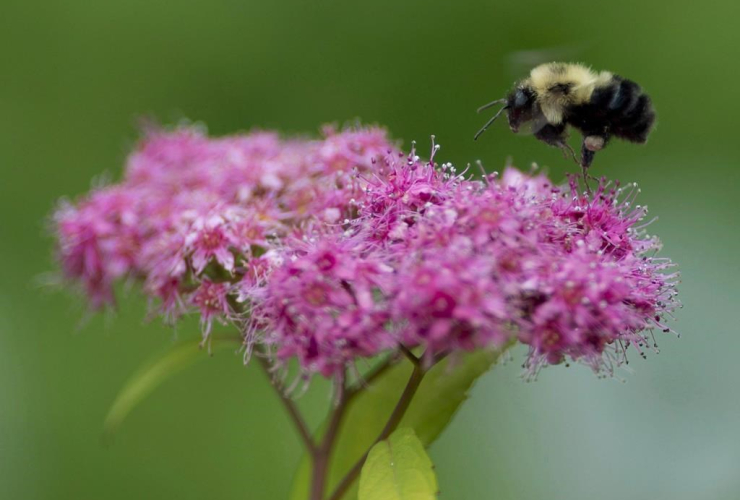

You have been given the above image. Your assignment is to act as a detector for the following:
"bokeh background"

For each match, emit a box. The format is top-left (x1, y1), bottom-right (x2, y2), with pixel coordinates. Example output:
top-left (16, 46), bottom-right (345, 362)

top-left (2, 0), bottom-right (739, 498)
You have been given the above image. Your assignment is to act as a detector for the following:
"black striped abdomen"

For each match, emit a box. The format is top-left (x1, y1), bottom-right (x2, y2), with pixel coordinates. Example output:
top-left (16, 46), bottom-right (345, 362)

top-left (590, 77), bottom-right (656, 143)
top-left (568, 76), bottom-right (656, 144)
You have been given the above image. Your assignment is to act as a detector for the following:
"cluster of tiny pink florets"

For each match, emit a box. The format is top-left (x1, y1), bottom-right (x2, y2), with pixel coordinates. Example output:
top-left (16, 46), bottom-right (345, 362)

top-left (54, 124), bottom-right (679, 378)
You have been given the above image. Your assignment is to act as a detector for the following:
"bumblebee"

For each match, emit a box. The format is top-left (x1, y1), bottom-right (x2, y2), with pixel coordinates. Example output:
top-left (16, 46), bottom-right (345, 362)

top-left (475, 62), bottom-right (656, 180)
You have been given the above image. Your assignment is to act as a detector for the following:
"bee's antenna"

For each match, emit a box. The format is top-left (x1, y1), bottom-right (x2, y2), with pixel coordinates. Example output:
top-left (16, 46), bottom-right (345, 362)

top-left (474, 105), bottom-right (508, 141)
top-left (476, 98), bottom-right (508, 114)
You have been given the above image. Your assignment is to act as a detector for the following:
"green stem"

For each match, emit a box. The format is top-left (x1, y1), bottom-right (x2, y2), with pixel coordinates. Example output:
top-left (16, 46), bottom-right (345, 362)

top-left (345, 355), bottom-right (395, 401)
top-left (326, 359), bottom-right (428, 500)
top-left (310, 371), bottom-right (347, 500)
top-left (256, 346), bottom-right (436, 500)
top-left (255, 350), bottom-right (317, 455)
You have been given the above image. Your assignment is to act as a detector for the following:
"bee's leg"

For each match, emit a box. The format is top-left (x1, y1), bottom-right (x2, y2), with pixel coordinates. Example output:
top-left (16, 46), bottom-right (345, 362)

top-left (534, 123), bottom-right (567, 146)
top-left (580, 150), bottom-right (595, 194)
top-left (580, 135), bottom-right (606, 194)
top-left (534, 123), bottom-right (569, 149)
top-left (534, 123), bottom-right (580, 168)
top-left (561, 142), bottom-right (580, 165)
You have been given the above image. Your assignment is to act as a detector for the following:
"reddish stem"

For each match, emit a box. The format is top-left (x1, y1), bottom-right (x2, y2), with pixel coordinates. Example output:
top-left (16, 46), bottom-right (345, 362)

top-left (326, 360), bottom-right (429, 500)
top-left (309, 372), bottom-right (347, 500)
top-left (255, 353), bottom-right (317, 455)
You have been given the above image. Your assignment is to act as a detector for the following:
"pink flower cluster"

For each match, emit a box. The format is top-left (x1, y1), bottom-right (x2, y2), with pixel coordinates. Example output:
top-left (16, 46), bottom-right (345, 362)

top-left (54, 124), bottom-right (679, 377)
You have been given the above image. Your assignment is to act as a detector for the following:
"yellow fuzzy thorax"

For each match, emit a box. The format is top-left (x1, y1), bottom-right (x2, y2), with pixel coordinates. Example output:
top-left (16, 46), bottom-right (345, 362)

top-left (524, 62), bottom-right (613, 124)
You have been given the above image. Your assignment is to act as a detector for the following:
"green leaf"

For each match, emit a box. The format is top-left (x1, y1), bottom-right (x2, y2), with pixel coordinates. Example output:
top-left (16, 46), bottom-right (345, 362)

top-left (290, 344), bottom-right (510, 500)
top-left (359, 428), bottom-right (438, 500)
top-left (103, 336), bottom-right (241, 442)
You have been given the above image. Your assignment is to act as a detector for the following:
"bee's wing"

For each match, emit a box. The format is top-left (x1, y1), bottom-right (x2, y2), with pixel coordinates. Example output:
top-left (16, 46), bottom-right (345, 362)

top-left (514, 114), bottom-right (550, 137)
top-left (505, 44), bottom-right (588, 80)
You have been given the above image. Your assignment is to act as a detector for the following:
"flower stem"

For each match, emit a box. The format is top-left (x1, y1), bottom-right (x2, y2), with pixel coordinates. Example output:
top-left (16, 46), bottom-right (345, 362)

top-left (255, 352), bottom-right (318, 455)
top-left (399, 344), bottom-right (421, 368)
top-left (326, 360), bottom-right (427, 500)
top-left (345, 355), bottom-right (395, 401)
top-left (256, 348), bottom-right (440, 500)
top-left (309, 372), bottom-right (347, 500)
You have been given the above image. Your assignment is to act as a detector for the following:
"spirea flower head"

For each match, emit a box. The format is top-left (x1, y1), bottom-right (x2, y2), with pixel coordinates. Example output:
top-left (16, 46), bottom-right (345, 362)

top-left (53, 122), bottom-right (680, 379)
top-left (249, 234), bottom-right (395, 376)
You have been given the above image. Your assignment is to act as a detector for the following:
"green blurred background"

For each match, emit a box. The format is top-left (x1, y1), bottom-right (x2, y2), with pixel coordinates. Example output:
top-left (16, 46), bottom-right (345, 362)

top-left (2, 0), bottom-right (739, 498)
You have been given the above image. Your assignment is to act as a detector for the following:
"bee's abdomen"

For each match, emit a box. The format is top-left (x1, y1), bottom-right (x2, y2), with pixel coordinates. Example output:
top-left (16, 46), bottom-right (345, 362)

top-left (588, 77), bottom-right (656, 143)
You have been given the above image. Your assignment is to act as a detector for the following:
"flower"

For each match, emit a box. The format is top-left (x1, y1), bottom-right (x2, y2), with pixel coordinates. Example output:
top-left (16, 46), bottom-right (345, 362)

top-left (53, 123), bottom-right (680, 379)
top-left (54, 187), bottom-right (143, 308)
top-left (186, 213), bottom-right (236, 274)
top-left (191, 279), bottom-right (232, 340)
top-left (248, 235), bottom-right (395, 377)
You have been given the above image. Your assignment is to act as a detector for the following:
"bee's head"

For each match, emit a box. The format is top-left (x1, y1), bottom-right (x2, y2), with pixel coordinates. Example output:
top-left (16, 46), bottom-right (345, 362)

top-left (474, 85), bottom-right (537, 141)
top-left (505, 87), bottom-right (536, 133)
